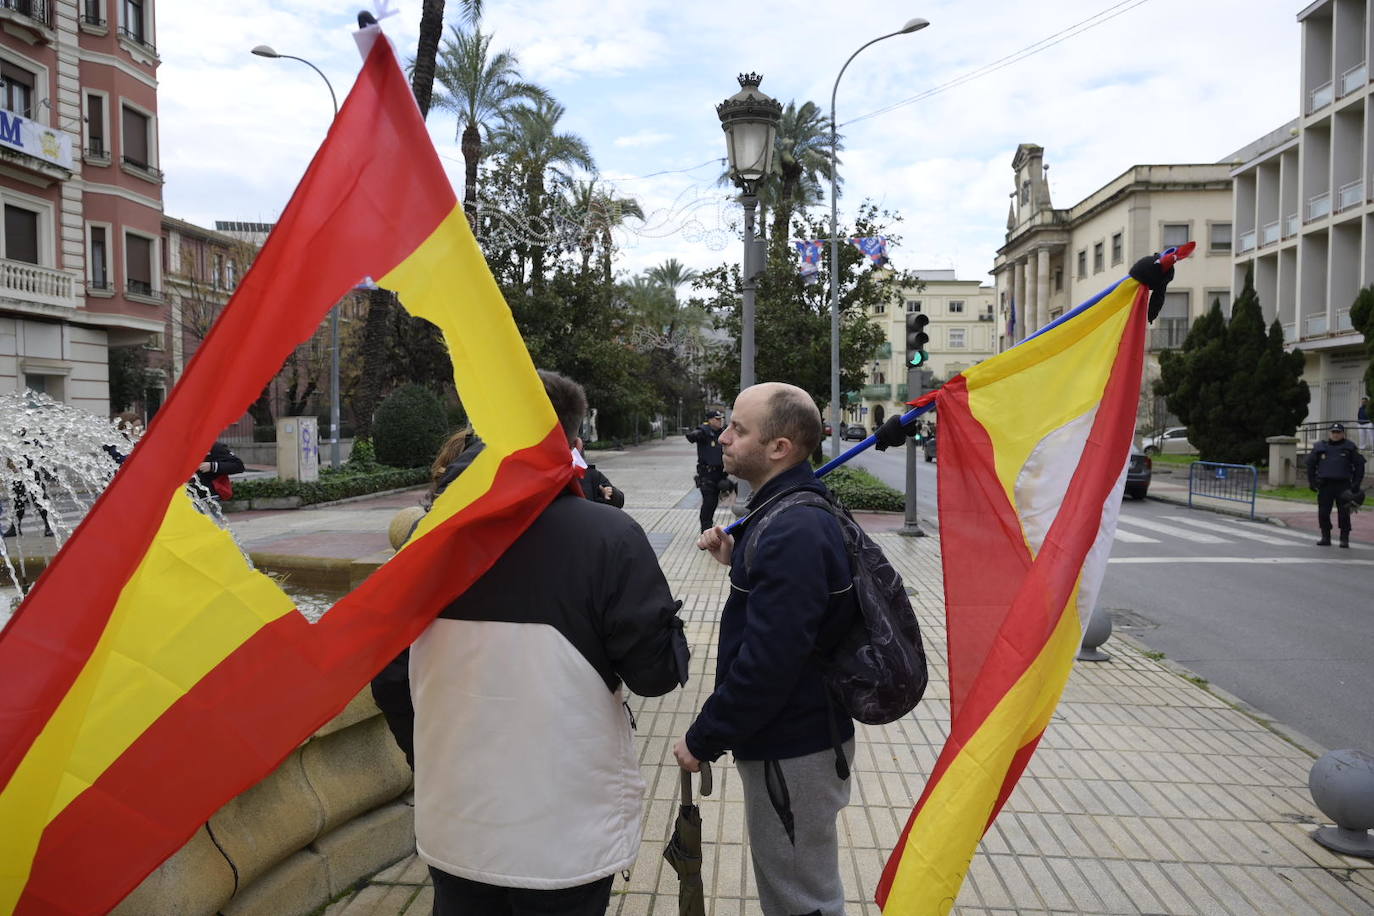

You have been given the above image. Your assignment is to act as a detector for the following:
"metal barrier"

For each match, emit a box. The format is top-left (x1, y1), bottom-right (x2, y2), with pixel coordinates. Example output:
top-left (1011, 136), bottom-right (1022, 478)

top-left (1188, 462), bottom-right (1259, 519)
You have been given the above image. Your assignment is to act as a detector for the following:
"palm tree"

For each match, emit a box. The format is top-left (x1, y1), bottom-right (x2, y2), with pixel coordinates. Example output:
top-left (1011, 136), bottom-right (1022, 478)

top-left (593, 190), bottom-right (643, 283)
top-left (433, 26), bottom-right (548, 222)
top-left (768, 100), bottom-right (840, 250)
top-left (490, 98), bottom-right (596, 290)
top-left (409, 1), bottom-right (447, 118)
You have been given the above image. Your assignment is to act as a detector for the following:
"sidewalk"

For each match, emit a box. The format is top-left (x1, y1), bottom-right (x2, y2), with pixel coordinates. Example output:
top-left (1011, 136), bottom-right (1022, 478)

top-left (229, 439), bottom-right (1374, 915)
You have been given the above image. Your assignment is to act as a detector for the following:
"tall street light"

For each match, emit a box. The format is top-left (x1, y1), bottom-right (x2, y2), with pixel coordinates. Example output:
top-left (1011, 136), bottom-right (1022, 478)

top-left (252, 44), bottom-right (344, 469)
top-left (828, 17), bottom-right (929, 458)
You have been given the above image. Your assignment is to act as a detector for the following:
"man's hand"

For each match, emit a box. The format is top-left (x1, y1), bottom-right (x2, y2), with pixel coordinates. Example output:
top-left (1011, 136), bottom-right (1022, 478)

top-left (198, 462), bottom-right (212, 473)
top-left (600, 485), bottom-right (614, 500)
top-left (673, 736), bottom-right (701, 772)
top-left (696, 525), bottom-right (734, 566)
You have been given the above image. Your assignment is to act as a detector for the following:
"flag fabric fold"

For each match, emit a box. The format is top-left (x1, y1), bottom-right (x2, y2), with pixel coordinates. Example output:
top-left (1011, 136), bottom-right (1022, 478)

top-left (0, 28), bottom-right (571, 916)
top-left (876, 276), bottom-right (1149, 914)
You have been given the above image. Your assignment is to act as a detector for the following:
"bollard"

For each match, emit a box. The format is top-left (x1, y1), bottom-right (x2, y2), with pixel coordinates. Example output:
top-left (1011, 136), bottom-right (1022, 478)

top-left (1309, 749), bottom-right (1374, 858)
top-left (1077, 608), bottom-right (1112, 662)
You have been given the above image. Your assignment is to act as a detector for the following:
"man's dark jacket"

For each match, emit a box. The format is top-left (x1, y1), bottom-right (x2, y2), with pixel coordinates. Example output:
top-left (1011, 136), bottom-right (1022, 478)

top-left (685, 423), bottom-right (724, 466)
top-left (581, 465), bottom-right (625, 508)
top-left (195, 441), bottom-right (245, 492)
top-left (1307, 438), bottom-right (1366, 486)
top-left (685, 461), bottom-right (857, 763)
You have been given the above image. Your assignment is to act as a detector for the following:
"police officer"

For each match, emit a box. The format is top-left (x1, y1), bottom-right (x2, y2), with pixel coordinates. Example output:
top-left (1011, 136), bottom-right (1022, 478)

top-left (1306, 422), bottom-right (1366, 548)
top-left (686, 409), bottom-right (729, 531)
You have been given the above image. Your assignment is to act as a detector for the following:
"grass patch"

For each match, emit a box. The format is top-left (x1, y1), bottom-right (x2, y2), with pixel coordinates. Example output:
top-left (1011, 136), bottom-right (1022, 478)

top-left (1145, 453), bottom-right (1197, 466)
top-left (1259, 485), bottom-right (1318, 504)
top-left (1183, 674), bottom-right (1210, 689)
top-left (1141, 650), bottom-right (1166, 661)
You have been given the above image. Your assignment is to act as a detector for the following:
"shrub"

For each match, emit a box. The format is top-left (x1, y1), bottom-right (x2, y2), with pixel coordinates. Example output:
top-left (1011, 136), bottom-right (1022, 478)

top-left (347, 436), bottom-right (378, 471)
top-left (233, 466), bottom-right (429, 506)
top-left (822, 466), bottom-right (905, 512)
top-left (372, 384), bottom-right (448, 469)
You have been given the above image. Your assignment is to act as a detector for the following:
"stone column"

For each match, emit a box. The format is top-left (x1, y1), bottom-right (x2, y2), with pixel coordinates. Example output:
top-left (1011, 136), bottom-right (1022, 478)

top-left (1013, 259), bottom-right (1027, 342)
top-left (1025, 256), bottom-right (1039, 336)
top-left (1036, 247), bottom-right (1052, 329)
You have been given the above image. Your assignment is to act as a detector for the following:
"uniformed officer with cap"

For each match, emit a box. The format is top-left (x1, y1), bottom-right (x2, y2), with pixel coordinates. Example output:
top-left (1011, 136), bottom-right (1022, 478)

top-left (686, 410), bottom-right (731, 531)
top-left (1307, 422), bottom-right (1366, 548)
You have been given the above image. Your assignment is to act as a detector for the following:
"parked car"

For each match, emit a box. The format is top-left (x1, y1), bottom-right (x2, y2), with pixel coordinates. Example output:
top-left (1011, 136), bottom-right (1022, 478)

top-left (1124, 443), bottom-right (1152, 499)
top-left (923, 428), bottom-right (936, 462)
top-left (843, 424), bottom-right (867, 441)
top-left (1142, 426), bottom-right (1196, 456)
top-left (823, 422), bottom-right (832, 436)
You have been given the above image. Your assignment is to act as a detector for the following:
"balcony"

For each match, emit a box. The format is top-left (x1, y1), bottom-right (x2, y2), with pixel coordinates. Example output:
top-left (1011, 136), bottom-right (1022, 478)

top-left (1341, 62), bottom-right (1367, 97)
top-left (1237, 229), bottom-right (1257, 253)
top-left (84, 141), bottom-right (110, 166)
top-left (121, 156), bottom-right (164, 182)
top-left (117, 24), bottom-right (157, 55)
top-left (978, 311), bottom-right (995, 321)
top-left (1283, 213), bottom-right (1299, 238)
top-left (1148, 321), bottom-right (1188, 351)
top-left (0, 0), bottom-right (51, 27)
top-left (1260, 220), bottom-right (1280, 247)
top-left (1336, 308), bottom-right (1353, 331)
top-left (1305, 314), bottom-right (1328, 336)
top-left (895, 384), bottom-right (907, 400)
top-left (861, 384), bottom-right (891, 400)
top-left (126, 279), bottom-right (163, 302)
top-left (1307, 191), bottom-right (1332, 222)
top-left (1282, 322), bottom-right (1297, 343)
top-left (1309, 79), bottom-right (1335, 113)
top-left (874, 341), bottom-right (891, 359)
top-left (1337, 179), bottom-right (1364, 212)
top-left (0, 258), bottom-right (76, 307)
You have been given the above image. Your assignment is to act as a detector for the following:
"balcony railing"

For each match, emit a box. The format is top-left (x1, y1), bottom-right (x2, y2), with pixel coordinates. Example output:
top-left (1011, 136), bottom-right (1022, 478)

top-left (978, 311), bottom-right (995, 321)
top-left (1237, 229), bottom-right (1257, 253)
top-left (1282, 322), bottom-right (1297, 343)
top-left (1260, 220), bottom-right (1280, 246)
top-left (0, 0), bottom-right (51, 27)
top-left (1341, 61), bottom-right (1367, 97)
top-left (861, 384), bottom-right (891, 400)
top-left (121, 156), bottom-right (164, 181)
top-left (1309, 80), bottom-right (1335, 113)
top-left (87, 277), bottom-right (111, 291)
top-left (0, 258), bottom-right (75, 306)
top-left (1337, 179), bottom-right (1364, 212)
top-left (117, 24), bottom-right (156, 54)
top-left (1283, 213), bottom-right (1299, 238)
top-left (1148, 321), bottom-right (1189, 351)
top-left (1305, 314), bottom-right (1328, 337)
top-left (1307, 191), bottom-right (1332, 222)
top-left (84, 142), bottom-right (109, 164)
top-left (126, 279), bottom-right (163, 301)
top-left (895, 384), bottom-right (907, 401)
top-left (1336, 308), bottom-right (1354, 331)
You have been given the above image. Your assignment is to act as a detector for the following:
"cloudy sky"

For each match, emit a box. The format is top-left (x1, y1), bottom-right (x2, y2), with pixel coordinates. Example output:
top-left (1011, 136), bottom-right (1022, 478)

top-left (158, 0), bottom-right (1302, 286)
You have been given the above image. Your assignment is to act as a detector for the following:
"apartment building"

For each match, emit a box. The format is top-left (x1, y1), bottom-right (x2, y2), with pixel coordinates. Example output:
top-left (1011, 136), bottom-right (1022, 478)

top-left (1229, 0), bottom-right (1373, 423)
top-left (992, 144), bottom-right (1233, 428)
top-left (0, 0), bottom-right (163, 415)
top-left (851, 270), bottom-right (996, 430)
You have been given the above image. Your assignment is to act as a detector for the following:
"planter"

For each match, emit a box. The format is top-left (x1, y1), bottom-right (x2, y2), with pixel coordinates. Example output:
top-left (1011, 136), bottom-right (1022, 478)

top-left (220, 499), bottom-right (251, 513)
top-left (251, 496), bottom-right (303, 510)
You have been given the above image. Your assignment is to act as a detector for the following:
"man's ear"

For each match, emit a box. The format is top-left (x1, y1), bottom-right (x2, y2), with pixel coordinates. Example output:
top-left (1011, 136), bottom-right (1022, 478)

top-left (768, 437), bottom-right (794, 462)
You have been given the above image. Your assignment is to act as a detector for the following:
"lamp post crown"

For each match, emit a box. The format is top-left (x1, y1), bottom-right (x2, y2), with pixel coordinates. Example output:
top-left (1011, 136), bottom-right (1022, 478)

top-left (716, 72), bottom-right (783, 188)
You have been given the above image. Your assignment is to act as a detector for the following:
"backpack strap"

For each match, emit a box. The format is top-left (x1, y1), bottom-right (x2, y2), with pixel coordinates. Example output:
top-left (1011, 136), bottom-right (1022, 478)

top-left (741, 488), bottom-right (838, 577)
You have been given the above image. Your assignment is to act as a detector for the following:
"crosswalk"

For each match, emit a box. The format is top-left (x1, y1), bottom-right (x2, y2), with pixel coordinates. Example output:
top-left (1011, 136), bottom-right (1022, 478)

top-left (1112, 512), bottom-right (1370, 551)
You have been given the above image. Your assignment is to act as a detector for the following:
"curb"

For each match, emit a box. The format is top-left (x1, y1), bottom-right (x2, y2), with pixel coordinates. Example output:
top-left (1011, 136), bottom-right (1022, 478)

top-left (1144, 489), bottom-right (1277, 524)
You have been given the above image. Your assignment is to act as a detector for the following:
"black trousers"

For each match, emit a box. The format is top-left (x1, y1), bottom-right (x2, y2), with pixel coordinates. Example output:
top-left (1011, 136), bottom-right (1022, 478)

top-left (1317, 479), bottom-right (1353, 534)
top-left (698, 464), bottom-right (724, 532)
top-left (429, 867), bottom-right (613, 916)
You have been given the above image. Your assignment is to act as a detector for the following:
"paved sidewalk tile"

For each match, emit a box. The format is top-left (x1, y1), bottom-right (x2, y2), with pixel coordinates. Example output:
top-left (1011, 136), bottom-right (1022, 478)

top-left (301, 440), bottom-right (1374, 915)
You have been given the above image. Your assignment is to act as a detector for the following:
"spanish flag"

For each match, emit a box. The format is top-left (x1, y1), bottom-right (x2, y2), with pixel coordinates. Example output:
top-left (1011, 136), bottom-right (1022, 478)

top-left (0, 28), bottom-right (572, 915)
top-left (876, 275), bottom-right (1149, 913)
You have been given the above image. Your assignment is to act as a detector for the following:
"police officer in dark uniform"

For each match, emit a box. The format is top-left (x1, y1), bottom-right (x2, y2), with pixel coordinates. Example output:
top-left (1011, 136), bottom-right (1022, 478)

top-left (1307, 422), bottom-right (1366, 548)
top-left (686, 409), bottom-right (729, 531)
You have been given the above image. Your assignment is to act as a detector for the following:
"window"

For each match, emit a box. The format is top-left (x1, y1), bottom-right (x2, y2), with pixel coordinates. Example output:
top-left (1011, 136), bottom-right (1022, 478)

top-left (144, 332), bottom-right (164, 350)
top-left (4, 204), bottom-right (39, 264)
top-left (1020, 180), bottom-right (1030, 205)
top-left (905, 299), bottom-right (922, 313)
top-left (121, 104), bottom-right (151, 169)
top-left (1, 61), bottom-right (34, 119)
top-left (125, 232), bottom-right (155, 297)
top-left (1209, 222), bottom-right (1232, 253)
top-left (86, 93), bottom-right (107, 159)
top-left (1154, 291), bottom-right (1190, 348)
top-left (873, 302), bottom-right (885, 315)
top-left (212, 253), bottom-right (223, 289)
top-left (948, 300), bottom-right (964, 314)
top-left (949, 328), bottom-right (966, 348)
top-left (123, 0), bottom-right (146, 42)
top-left (1054, 267), bottom-right (1063, 291)
top-left (1111, 232), bottom-right (1123, 265)
top-left (1162, 223), bottom-right (1190, 248)
top-left (1093, 242), bottom-right (1104, 274)
top-left (1076, 250), bottom-right (1087, 278)
top-left (89, 226), bottom-right (110, 289)
top-left (83, 0), bottom-right (104, 24)
top-left (226, 259), bottom-right (237, 290)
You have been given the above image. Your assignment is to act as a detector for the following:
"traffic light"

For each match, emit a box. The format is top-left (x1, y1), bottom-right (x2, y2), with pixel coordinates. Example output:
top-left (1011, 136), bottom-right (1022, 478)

top-left (905, 312), bottom-right (930, 367)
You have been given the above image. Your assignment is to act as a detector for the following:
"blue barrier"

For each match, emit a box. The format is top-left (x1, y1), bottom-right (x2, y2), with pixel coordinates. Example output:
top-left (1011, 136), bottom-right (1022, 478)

top-left (1187, 462), bottom-right (1258, 519)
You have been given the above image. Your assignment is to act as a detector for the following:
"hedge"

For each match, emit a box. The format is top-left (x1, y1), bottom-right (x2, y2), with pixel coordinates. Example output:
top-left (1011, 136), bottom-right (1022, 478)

top-left (821, 466), bottom-right (905, 512)
top-left (232, 466), bottom-right (428, 506)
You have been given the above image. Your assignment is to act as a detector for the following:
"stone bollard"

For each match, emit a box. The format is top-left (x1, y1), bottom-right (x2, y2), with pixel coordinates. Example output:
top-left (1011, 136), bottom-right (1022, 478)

top-left (1266, 435), bottom-right (1299, 488)
top-left (1077, 608), bottom-right (1112, 662)
top-left (1309, 748), bottom-right (1374, 858)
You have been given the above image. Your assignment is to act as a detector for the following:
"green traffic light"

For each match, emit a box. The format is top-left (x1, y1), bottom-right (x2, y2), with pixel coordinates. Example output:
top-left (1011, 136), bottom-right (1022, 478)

top-left (908, 350), bottom-right (928, 367)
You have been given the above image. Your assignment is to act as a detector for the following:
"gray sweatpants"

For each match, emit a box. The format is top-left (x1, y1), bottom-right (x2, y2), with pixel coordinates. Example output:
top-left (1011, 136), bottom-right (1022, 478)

top-left (736, 740), bottom-right (854, 916)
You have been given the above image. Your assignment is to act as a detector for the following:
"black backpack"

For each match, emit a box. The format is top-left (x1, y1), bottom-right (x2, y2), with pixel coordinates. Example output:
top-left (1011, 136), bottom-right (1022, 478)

top-left (743, 486), bottom-right (928, 732)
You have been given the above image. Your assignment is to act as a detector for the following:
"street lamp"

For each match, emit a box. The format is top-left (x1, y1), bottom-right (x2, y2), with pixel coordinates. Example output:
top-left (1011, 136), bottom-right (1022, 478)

top-left (828, 17), bottom-right (929, 458)
top-left (717, 73), bottom-right (782, 396)
top-left (252, 44), bottom-right (344, 469)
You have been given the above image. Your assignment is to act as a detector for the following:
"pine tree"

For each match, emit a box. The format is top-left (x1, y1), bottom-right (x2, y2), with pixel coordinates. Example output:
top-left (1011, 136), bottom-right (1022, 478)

top-left (1155, 268), bottom-right (1308, 463)
top-left (1350, 284), bottom-right (1374, 401)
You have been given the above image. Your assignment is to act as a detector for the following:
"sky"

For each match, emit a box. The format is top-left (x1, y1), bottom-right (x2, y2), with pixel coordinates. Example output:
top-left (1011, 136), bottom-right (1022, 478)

top-left (158, 0), bottom-right (1304, 287)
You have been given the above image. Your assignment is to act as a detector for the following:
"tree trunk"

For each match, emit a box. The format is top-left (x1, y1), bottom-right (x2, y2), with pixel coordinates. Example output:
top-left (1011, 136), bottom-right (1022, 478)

top-left (461, 121), bottom-right (481, 225)
top-left (247, 385), bottom-right (274, 428)
top-left (409, 0), bottom-right (446, 118)
top-left (529, 176), bottom-right (546, 293)
top-left (355, 287), bottom-right (395, 439)
top-left (600, 226), bottom-right (613, 285)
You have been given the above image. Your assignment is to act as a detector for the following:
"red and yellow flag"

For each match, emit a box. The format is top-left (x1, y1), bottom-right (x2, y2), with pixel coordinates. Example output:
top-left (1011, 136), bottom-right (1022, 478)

top-left (877, 277), bottom-right (1149, 913)
top-left (0, 29), bottom-right (572, 915)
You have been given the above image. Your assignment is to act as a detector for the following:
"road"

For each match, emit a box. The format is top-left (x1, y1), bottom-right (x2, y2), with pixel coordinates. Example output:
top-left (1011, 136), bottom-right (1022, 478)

top-left (840, 440), bottom-right (940, 527)
top-left (1099, 497), bottom-right (1374, 754)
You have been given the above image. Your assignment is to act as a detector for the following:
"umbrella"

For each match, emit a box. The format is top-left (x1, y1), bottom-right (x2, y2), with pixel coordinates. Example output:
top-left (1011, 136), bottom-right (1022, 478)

top-left (663, 761), bottom-right (712, 916)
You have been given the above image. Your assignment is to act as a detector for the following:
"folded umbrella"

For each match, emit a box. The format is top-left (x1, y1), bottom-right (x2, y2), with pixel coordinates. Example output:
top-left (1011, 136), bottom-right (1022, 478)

top-left (663, 762), bottom-right (712, 916)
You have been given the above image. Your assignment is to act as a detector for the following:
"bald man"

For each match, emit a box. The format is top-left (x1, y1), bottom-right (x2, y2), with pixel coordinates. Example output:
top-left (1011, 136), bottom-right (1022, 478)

top-left (673, 383), bottom-right (858, 916)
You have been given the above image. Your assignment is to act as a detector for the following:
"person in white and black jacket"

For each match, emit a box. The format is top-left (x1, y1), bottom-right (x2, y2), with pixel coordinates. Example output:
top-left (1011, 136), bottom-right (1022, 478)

top-left (407, 370), bottom-right (689, 916)
top-left (194, 441), bottom-right (245, 501)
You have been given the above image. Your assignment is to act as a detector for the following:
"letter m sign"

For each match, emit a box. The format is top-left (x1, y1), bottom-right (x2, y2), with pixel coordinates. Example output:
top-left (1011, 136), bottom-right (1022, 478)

top-left (0, 112), bottom-right (24, 147)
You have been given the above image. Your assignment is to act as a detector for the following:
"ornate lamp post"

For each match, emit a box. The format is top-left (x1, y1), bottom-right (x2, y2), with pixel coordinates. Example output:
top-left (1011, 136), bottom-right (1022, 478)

top-left (828, 18), bottom-right (929, 458)
top-left (251, 45), bottom-right (343, 468)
